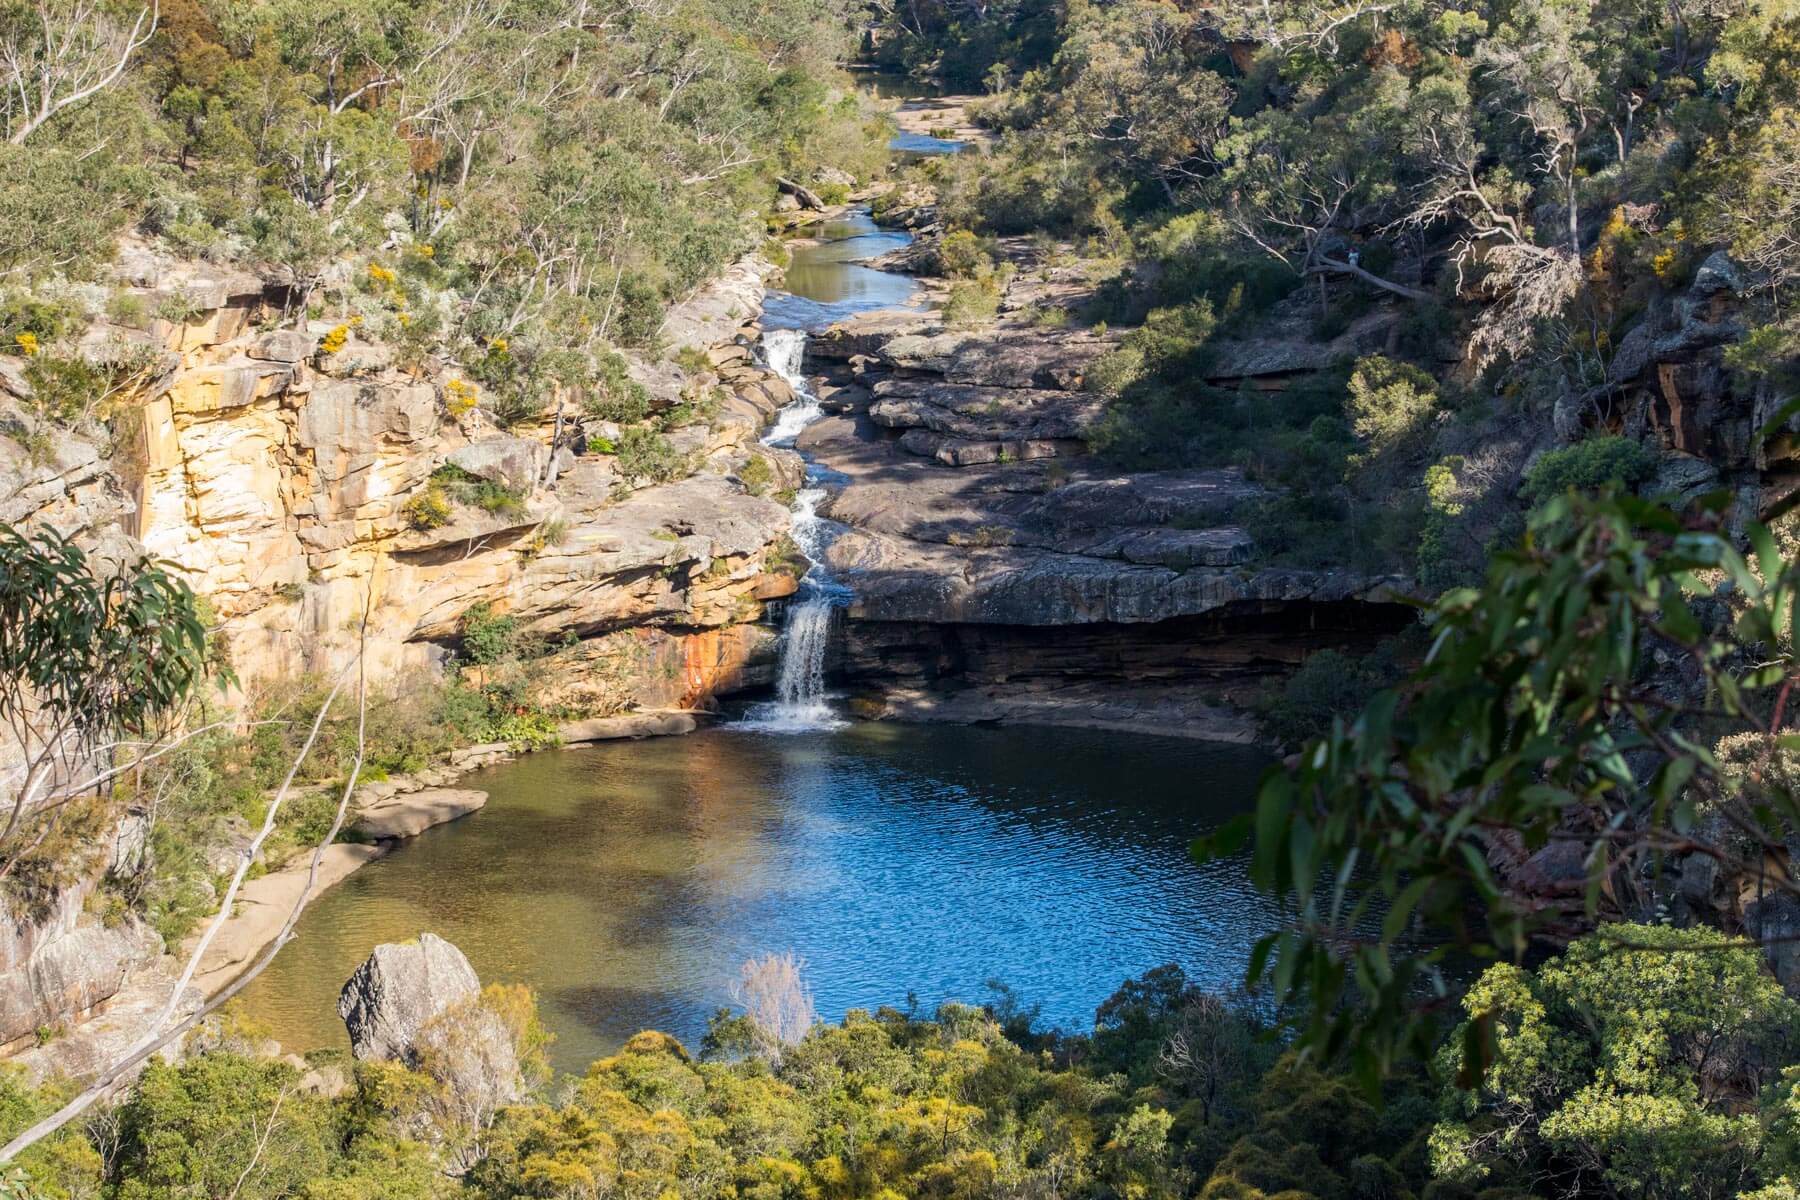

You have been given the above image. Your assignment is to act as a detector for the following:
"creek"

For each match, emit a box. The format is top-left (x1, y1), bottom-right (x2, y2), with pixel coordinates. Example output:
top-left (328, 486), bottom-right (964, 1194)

top-left (239, 113), bottom-right (1276, 1075)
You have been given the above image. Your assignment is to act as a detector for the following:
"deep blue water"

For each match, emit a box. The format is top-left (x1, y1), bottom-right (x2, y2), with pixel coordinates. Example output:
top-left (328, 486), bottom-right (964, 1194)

top-left (243, 724), bottom-right (1273, 1074)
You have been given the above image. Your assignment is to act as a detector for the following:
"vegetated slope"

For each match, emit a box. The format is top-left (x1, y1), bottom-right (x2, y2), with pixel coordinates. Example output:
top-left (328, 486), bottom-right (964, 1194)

top-left (0, 0), bottom-right (895, 1097)
top-left (889, 0), bottom-right (1795, 589)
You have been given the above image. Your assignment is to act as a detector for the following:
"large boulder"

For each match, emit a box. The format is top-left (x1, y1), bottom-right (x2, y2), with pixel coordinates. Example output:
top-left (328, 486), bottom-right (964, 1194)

top-left (448, 436), bottom-right (542, 492)
top-left (338, 932), bottom-right (480, 1064)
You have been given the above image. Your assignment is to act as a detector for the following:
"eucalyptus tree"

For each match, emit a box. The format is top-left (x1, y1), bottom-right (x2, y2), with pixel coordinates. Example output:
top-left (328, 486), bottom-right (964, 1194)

top-left (0, 525), bottom-right (208, 883)
top-left (0, 0), bottom-right (158, 145)
top-left (1208, 486), bottom-right (1800, 1089)
top-left (1217, 65), bottom-right (1436, 303)
top-left (1050, 1), bottom-right (1233, 204)
top-left (0, 526), bottom-right (374, 1164)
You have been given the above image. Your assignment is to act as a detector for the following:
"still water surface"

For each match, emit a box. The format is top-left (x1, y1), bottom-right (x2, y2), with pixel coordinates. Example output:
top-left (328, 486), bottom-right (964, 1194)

top-left (242, 723), bottom-right (1271, 1074)
top-left (760, 207), bottom-right (922, 331)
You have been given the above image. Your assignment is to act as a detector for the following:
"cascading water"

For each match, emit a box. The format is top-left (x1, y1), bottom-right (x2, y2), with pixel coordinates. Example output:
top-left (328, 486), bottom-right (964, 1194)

top-left (741, 329), bottom-right (849, 731)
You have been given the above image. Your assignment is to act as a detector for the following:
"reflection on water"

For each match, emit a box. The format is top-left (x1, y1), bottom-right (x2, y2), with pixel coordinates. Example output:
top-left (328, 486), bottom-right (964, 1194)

top-left (761, 207), bottom-right (922, 331)
top-left (890, 130), bottom-right (969, 156)
top-left (241, 723), bottom-right (1272, 1074)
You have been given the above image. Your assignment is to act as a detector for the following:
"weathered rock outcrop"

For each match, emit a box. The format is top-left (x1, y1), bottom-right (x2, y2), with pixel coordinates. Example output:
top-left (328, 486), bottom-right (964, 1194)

top-left (801, 310), bottom-right (1398, 629)
top-left (0, 878), bottom-right (162, 1051)
top-left (794, 285), bottom-right (1410, 721)
top-left (338, 932), bottom-right (479, 1065)
top-left (0, 244), bottom-right (803, 695)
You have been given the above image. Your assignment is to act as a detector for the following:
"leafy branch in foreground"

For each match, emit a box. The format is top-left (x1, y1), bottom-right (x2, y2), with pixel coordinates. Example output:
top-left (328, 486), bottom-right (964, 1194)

top-left (1203, 489), bottom-right (1800, 1087)
top-left (0, 524), bottom-right (213, 878)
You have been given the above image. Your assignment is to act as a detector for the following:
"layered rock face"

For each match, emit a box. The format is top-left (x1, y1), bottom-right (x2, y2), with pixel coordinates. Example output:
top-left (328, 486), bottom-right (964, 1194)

top-left (796, 297), bottom-right (1407, 721)
top-left (2, 247), bottom-right (801, 697)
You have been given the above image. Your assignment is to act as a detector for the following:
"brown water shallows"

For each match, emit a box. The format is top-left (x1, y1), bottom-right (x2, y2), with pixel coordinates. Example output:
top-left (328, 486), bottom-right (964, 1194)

top-left (241, 722), bottom-right (1270, 1075)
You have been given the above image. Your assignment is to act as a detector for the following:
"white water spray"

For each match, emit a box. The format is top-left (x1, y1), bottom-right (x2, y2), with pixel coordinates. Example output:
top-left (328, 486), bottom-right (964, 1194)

top-left (760, 329), bottom-right (821, 446)
top-left (742, 330), bottom-right (848, 731)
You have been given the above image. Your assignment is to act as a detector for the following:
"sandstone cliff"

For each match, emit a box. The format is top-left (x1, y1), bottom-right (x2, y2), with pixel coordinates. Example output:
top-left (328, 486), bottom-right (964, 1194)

top-left (2, 248), bottom-right (802, 704)
top-left (0, 246), bottom-right (808, 1062)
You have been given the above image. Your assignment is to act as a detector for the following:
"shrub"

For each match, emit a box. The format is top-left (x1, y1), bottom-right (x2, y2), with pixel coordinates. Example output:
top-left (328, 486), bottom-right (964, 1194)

top-left (402, 485), bottom-right (452, 530)
top-left (937, 229), bottom-right (995, 279)
top-left (459, 602), bottom-right (522, 665)
top-left (21, 354), bottom-right (110, 423)
top-left (1518, 435), bottom-right (1656, 508)
top-left (614, 427), bottom-right (685, 483)
top-left (1345, 355), bottom-right (1438, 480)
top-left (582, 351), bottom-right (651, 422)
top-left (943, 278), bottom-right (1003, 328)
top-left (470, 479), bottom-right (527, 517)
top-left (0, 294), bottom-right (82, 343)
top-left (739, 452), bottom-right (774, 495)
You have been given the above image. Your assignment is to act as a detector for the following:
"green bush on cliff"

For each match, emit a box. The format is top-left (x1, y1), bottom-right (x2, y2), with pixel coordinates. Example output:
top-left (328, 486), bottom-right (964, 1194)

top-left (403, 485), bottom-right (453, 531)
top-left (458, 603), bottom-right (523, 667)
top-left (935, 229), bottom-right (997, 279)
top-left (1518, 436), bottom-right (1658, 510)
top-left (613, 427), bottom-right (687, 484)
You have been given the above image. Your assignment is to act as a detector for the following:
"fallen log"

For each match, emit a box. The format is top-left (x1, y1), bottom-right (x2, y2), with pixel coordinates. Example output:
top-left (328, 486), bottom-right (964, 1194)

top-left (776, 176), bottom-right (825, 211)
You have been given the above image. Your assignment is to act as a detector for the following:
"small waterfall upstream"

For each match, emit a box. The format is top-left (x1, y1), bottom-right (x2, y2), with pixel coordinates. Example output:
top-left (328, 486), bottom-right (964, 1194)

top-left (742, 329), bottom-right (849, 731)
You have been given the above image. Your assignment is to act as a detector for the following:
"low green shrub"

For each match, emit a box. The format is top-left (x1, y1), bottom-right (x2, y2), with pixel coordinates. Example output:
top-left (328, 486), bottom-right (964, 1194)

top-left (615, 426), bottom-right (686, 482)
top-left (402, 485), bottom-right (452, 530)
top-left (1519, 435), bottom-right (1657, 508)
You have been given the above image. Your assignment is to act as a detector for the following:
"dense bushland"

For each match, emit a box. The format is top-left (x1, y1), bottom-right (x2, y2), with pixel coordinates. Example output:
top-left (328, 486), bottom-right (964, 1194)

top-left (0, 0), bottom-right (887, 439)
top-left (898, 0), bottom-right (1799, 579)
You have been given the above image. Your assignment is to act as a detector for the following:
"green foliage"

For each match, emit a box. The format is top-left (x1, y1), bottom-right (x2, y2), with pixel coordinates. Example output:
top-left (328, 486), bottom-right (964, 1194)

top-left (422, 465), bottom-right (527, 520)
top-left (738, 452), bottom-right (774, 496)
top-left (1346, 356), bottom-right (1438, 469)
top-left (867, 0), bottom-right (1062, 86)
top-left (0, 0), bottom-right (887, 385)
top-left (0, 1067), bottom-right (104, 1197)
top-left (935, 229), bottom-right (996, 279)
top-left (581, 358), bottom-right (651, 423)
top-left (1256, 645), bottom-right (1408, 748)
top-left (613, 427), bottom-right (685, 484)
top-left (0, 967), bottom-right (1444, 1199)
top-left (113, 1054), bottom-right (339, 1200)
top-left (0, 524), bottom-right (212, 750)
top-left (1206, 490), bottom-right (1800, 1087)
top-left (0, 295), bottom-right (82, 344)
top-left (1433, 926), bottom-right (1796, 1198)
top-left (942, 277), bottom-right (1003, 329)
top-left (458, 602), bottom-right (523, 667)
top-left (1518, 435), bottom-right (1658, 509)
top-left (403, 485), bottom-right (453, 531)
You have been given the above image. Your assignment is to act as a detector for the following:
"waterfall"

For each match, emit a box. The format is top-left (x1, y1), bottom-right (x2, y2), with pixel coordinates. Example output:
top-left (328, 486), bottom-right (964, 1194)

top-left (742, 330), bottom-right (848, 731)
top-left (760, 329), bottom-right (822, 446)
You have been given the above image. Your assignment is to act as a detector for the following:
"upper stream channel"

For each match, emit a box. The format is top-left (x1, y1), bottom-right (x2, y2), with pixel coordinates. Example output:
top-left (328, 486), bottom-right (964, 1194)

top-left (241, 97), bottom-right (1273, 1075)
